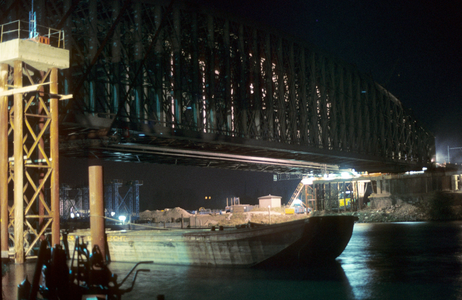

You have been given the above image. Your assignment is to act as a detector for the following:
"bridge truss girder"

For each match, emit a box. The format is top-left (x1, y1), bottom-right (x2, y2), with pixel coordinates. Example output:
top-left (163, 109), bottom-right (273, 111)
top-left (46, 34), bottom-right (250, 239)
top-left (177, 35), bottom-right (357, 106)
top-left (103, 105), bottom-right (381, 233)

top-left (1, 0), bottom-right (435, 174)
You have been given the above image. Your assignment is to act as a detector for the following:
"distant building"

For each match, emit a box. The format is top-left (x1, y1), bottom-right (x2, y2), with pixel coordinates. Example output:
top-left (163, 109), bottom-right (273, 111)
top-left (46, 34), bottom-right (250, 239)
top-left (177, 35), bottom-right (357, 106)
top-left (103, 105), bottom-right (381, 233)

top-left (258, 194), bottom-right (282, 208)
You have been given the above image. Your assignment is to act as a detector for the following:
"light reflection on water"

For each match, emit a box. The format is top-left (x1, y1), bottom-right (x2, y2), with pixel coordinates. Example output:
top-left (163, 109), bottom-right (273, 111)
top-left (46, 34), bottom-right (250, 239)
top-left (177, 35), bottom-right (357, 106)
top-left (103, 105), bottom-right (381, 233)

top-left (339, 222), bottom-right (462, 300)
top-left (3, 222), bottom-right (462, 300)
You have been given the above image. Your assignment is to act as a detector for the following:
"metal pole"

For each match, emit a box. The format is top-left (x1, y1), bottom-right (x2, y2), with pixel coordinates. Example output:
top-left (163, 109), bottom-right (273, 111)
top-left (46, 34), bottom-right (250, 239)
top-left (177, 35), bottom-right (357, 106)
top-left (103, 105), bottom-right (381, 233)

top-left (89, 165), bottom-right (105, 261)
top-left (50, 68), bottom-right (60, 246)
top-left (13, 60), bottom-right (24, 264)
top-left (0, 63), bottom-right (8, 260)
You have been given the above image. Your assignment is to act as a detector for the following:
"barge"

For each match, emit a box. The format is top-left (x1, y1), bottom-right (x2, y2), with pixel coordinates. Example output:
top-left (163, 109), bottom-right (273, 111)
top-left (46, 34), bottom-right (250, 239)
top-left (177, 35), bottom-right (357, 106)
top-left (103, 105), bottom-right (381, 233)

top-left (65, 215), bottom-right (356, 267)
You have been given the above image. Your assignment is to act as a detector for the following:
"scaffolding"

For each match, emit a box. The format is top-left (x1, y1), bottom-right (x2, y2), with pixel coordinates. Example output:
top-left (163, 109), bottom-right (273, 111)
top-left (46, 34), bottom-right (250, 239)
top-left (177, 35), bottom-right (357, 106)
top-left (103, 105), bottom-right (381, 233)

top-left (60, 180), bottom-right (142, 221)
top-left (60, 185), bottom-right (89, 219)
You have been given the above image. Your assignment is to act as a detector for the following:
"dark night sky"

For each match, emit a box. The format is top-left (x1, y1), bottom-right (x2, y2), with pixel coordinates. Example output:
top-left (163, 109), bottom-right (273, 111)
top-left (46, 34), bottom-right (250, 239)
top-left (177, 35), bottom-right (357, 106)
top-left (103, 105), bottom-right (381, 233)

top-left (62, 0), bottom-right (462, 210)
top-left (61, 157), bottom-right (295, 211)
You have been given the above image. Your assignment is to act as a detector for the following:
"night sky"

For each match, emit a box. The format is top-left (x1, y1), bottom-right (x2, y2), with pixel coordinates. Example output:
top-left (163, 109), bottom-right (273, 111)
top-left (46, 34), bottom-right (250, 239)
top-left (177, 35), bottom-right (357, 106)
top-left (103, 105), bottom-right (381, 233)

top-left (63, 0), bottom-right (462, 211)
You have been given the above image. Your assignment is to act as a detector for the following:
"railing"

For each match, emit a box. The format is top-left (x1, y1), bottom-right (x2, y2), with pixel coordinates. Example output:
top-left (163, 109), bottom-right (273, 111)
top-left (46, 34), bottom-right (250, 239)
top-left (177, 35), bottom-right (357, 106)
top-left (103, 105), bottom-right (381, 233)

top-left (0, 20), bottom-right (65, 48)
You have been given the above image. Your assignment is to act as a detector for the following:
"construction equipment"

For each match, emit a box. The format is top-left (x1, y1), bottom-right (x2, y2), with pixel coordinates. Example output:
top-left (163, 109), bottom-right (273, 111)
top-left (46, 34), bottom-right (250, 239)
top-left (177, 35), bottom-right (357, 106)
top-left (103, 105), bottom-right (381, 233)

top-left (285, 199), bottom-right (309, 215)
top-left (17, 238), bottom-right (152, 299)
top-left (287, 181), bottom-right (305, 206)
top-left (338, 191), bottom-right (352, 209)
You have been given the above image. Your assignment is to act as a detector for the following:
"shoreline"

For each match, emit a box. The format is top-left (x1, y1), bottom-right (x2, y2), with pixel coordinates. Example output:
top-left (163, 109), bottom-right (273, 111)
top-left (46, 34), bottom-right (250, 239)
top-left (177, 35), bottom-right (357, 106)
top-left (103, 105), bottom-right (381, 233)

top-left (137, 192), bottom-right (462, 226)
top-left (313, 191), bottom-right (462, 223)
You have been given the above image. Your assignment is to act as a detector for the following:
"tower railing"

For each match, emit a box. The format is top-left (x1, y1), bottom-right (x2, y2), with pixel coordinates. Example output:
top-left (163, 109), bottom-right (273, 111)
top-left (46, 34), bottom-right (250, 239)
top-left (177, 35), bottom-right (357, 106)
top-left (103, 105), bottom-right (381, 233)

top-left (0, 20), bottom-right (65, 48)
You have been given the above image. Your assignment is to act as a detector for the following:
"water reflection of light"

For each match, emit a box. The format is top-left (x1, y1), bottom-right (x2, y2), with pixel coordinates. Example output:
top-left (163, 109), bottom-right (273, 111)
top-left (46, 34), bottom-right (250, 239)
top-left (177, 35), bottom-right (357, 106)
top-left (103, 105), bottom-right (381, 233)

top-left (339, 223), bottom-right (376, 300)
top-left (341, 221), bottom-right (462, 300)
top-left (398, 221), bottom-right (426, 225)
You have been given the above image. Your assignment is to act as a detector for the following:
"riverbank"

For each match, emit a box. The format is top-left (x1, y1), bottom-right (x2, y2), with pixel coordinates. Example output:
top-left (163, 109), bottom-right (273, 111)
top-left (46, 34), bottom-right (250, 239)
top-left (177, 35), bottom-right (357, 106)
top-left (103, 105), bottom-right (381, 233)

top-left (138, 191), bottom-right (462, 226)
top-left (313, 191), bottom-right (462, 223)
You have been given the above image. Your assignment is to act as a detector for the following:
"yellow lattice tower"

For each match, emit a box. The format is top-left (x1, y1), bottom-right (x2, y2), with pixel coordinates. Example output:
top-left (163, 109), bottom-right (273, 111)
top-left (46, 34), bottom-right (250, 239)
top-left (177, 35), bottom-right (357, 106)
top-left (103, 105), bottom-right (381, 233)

top-left (0, 20), bottom-right (70, 263)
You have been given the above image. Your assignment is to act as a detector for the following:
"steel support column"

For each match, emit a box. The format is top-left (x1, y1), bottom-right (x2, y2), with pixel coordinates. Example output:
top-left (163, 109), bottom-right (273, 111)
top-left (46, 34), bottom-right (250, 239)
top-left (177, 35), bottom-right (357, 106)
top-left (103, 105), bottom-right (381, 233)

top-left (0, 63), bottom-right (8, 259)
top-left (89, 165), bottom-right (105, 262)
top-left (13, 60), bottom-right (24, 263)
top-left (50, 68), bottom-right (60, 246)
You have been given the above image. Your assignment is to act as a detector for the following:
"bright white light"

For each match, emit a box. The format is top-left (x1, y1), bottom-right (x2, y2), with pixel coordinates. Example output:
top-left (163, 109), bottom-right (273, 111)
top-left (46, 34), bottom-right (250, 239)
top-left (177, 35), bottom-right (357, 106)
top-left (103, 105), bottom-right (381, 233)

top-left (70, 212), bottom-right (75, 219)
top-left (324, 174), bottom-right (336, 179)
top-left (111, 212), bottom-right (116, 217)
top-left (302, 177), bottom-right (313, 185)
top-left (292, 199), bottom-right (302, 206)
top-left (407, 170), bottom-right (424, 175)
top-left (118, 215), bottom-right (126, 222)
top-left (340, 172), bottom-right (352, 179)
top-left (76, 213), bottom-right (80, 218)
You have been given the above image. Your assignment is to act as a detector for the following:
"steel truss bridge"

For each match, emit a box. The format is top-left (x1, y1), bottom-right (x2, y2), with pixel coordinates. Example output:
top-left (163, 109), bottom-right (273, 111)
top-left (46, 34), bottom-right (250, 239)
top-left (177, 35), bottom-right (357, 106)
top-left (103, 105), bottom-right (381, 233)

top-left (2, 0), bottom-right (434, 174)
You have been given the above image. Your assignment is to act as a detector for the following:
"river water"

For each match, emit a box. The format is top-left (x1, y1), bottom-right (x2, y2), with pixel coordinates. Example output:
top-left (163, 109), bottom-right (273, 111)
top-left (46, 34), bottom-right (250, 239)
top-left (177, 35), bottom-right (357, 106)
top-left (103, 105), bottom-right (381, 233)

top-left (3, 221), bottom-right (462, 300)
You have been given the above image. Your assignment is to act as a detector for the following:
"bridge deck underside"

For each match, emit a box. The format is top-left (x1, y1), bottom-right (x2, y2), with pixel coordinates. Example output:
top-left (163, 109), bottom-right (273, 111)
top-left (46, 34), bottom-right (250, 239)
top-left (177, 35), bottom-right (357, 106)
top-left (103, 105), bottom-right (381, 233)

top-left (59, 124), bottom-right (422, 174)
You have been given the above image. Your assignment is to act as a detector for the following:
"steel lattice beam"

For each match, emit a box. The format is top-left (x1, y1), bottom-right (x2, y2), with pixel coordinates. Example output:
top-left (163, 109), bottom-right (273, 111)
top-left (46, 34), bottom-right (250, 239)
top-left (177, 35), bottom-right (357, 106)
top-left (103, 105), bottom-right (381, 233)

top-left (0, 0), bottom-right (435, 175)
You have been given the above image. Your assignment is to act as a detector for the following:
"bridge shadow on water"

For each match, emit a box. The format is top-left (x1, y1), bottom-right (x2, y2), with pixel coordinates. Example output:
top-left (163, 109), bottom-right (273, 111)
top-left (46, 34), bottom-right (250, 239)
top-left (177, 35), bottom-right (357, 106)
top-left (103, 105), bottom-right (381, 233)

top-left (3, 259), bottom-right (354, 300)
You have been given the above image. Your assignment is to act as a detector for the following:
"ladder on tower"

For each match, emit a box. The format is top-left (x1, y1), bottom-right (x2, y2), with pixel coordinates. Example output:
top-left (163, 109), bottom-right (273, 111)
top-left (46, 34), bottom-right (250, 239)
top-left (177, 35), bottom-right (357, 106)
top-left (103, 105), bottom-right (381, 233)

top-left (287, 180), bottom-right (305, 206)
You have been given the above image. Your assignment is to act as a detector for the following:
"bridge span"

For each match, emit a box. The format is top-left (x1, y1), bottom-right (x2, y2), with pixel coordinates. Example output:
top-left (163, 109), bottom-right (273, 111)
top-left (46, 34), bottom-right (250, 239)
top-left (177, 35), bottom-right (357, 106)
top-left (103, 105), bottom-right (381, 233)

top-left (2, 0), bottom-right (434, 174)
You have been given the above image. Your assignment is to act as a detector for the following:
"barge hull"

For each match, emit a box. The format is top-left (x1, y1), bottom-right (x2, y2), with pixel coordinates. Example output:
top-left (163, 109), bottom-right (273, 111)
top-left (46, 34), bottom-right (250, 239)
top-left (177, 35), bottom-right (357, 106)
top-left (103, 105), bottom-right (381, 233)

top-left (65, 216), bottom-right (356, 267)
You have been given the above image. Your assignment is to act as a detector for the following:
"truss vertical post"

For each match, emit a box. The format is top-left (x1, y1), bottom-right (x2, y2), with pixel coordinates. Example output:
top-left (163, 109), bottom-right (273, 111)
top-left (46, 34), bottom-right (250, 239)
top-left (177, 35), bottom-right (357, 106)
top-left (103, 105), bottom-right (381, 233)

top-left (127, 184), bottom-right (133, 220)
top-left (264, 32), bottom-right (273, 139)
top-left (134, 1), bottom-right (144, 123)
top-left (191, 12), bottom-right (199, 128)
top-left (309, 51), bottom-right (318, 146)
top-left (83, 187), bottom-right (89, 217)
top-left (237, 24), bottom-right (248, 136)
top-left (60, 185), bottom-right (70, 219)
top-left (0, 63), bottom-right (8, 259)
top-left (113, 180), bottom-right (122, 216)
top-left (13, 60), bottom-right (24, 263)
top-left (105, 182), bottom-right (113, 216)
top-left (133, 180), bottom-right (142, 218)
top-left (88, 0), bottom-right (97, 112)
top-left (111, 1), bottom-right (121, 114)
top-left (154, 5), bottom-right (164, 126)
top-left (50, 68), bottom-right (60, 246)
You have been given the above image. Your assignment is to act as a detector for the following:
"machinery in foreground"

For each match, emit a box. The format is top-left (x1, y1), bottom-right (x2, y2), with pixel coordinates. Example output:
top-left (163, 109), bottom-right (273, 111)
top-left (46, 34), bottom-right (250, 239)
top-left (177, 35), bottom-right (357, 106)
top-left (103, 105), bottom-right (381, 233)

top-left (17, 237), bottom-right (152, 300)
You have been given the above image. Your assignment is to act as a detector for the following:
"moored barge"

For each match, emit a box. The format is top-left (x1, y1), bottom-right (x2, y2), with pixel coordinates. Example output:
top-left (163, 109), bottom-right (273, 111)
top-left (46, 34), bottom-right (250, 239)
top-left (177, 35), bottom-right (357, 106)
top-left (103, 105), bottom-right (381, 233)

top-left (65, 215), bottom-right (356, 267)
